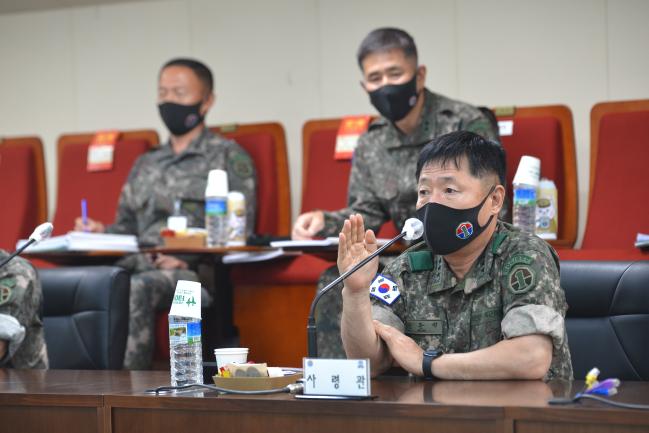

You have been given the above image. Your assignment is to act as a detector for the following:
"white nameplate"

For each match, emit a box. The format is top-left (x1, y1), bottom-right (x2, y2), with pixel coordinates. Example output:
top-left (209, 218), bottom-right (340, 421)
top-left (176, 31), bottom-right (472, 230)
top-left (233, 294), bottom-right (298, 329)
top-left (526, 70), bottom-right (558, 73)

top-left (498, 120), bottom-right (514, 136)
top-left (302, 358), bottom-right (371, 397)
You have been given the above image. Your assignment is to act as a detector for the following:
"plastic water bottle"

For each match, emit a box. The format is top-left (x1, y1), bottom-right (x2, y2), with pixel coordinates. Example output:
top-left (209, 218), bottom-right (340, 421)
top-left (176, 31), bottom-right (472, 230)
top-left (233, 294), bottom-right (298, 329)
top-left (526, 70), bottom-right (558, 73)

top-left (536, 178), bottom-right (558, 240)
top-left (169, 315), bottom-right (203, 386)
top-left (512, 156), bottom-right (541, 235)
top-left (227, 191), bottom-right (246, 246)
top-left (205, 169), bottom-right (228, 247)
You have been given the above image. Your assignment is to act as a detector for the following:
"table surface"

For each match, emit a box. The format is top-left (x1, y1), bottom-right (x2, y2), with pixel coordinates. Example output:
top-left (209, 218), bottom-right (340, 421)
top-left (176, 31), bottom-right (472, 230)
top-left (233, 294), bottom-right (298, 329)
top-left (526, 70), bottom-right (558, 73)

top-left (1, 368), bottom-right (648, 409)
top-left (1, 369), bottom-right (648, 433)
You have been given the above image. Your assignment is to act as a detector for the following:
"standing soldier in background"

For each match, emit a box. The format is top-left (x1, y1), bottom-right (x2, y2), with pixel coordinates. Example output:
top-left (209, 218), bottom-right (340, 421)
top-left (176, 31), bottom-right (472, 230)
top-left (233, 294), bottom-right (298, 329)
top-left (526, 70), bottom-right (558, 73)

top-left (291, 28), bottom-right (500, 358)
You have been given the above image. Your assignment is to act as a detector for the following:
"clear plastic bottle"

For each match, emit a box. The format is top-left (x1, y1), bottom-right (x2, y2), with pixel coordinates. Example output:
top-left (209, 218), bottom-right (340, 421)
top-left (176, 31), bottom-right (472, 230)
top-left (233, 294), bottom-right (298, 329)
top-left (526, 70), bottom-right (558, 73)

top-left (169, 315), bottom-right (203, 386)
top-left (205, 169), bottom-right (228, 247)
top-left (512, 156), bottom-right (541, 235)
top-left (535, 178), bottom-right (558, 240)
top-left (513, 183), bottom-right (537, 234)
top-left (227, 191), bottom-right (246, 246)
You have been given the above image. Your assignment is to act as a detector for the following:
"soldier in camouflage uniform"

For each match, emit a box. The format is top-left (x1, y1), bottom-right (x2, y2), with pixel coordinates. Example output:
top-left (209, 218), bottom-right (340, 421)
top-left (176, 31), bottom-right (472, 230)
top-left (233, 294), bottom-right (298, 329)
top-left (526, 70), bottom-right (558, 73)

top-left (292, 28), bottom-right (499, 357)
top-left (0, 251), bottom-right (48, 369)
top-left (76, 59), bottom-right (256, 370)
top-left (339, 131), bottom-right (572, 380)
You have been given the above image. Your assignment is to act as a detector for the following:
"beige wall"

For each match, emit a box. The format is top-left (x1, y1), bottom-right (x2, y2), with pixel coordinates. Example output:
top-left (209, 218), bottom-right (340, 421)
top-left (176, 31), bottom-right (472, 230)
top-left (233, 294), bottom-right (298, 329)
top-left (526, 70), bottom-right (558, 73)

top-left (1, 0), bottom-right (648, 244)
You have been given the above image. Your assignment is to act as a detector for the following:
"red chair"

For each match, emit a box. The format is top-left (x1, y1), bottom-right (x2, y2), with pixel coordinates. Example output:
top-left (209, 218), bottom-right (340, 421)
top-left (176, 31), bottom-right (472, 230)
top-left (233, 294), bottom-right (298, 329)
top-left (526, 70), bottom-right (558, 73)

top-left (51, 130), bottom-right (159, 235)
top-left (0, 137), bottom-right (47, 251)
top-left (494, 105), bottom-right (578, 248)
top-left (580, 99), bottom-right (649, 252)
top-left (210, 122), bottom-right (291, 236)
top-left (301, 118), bottom-right (399, 237)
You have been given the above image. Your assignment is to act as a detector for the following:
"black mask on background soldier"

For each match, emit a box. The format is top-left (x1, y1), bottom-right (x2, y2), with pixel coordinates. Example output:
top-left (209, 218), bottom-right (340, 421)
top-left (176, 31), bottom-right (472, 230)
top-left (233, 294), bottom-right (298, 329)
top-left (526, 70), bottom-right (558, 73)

top-left (415, 186), bottom-right (496, 255)
top-left (158, 101), bottom-right (204, 136)
top-left (368, 73), bottom-right (419, 122)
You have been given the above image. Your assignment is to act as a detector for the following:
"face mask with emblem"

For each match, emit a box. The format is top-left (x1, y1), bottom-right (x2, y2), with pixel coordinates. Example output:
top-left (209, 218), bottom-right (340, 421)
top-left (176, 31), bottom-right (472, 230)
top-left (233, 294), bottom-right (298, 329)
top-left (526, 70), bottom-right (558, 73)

top-left (368, 73), bottom-right (419, 122)
top-left (158, 101), bottom-right (204, 136)
top-left (416, 185), bottom-right (496, 255)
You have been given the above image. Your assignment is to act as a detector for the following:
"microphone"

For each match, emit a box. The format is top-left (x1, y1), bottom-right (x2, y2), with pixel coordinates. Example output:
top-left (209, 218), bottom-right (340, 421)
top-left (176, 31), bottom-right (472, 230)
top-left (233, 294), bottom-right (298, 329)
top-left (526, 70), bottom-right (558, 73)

top-left (306, 218), bottom-right (424, 357)
top-left (0, 222), bottom-right (54, 269)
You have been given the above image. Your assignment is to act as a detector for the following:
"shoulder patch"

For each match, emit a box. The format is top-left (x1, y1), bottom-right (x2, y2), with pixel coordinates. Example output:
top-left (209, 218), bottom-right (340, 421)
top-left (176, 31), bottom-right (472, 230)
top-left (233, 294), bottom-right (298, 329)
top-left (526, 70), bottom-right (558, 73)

top-left (502, 253), bottom-right (533, 275)
top-left (0, 277), bottom-right (16, 306)
top-left (231, 153), bottom-right (254, 178)
top-left (408, 251), bottom-right (434, 272)
top-left (507, 265), bottom-right (536, 295)
top-left (369, 274), bottom-right (400, 305)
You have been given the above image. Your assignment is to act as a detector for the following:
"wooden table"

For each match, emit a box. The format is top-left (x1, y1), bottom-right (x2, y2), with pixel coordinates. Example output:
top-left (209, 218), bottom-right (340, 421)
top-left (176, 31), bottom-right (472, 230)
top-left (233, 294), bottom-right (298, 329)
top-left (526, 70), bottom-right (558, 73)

top-left (24, 250), bottom-right (127, 266)
top-left (1, 369), bottom-right (648, 433)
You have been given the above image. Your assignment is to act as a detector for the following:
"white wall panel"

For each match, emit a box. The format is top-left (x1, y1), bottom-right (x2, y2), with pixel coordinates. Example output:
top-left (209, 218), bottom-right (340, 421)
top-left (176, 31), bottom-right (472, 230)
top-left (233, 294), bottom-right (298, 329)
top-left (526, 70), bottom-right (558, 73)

top-left (0, 10), bottom-right (76, 216)
top-left (607, 0), bottom-right (649, 100)
top-left (189, 0), bottom-right (320, 215)
top-left (457, 0), bottom-right (609, 245)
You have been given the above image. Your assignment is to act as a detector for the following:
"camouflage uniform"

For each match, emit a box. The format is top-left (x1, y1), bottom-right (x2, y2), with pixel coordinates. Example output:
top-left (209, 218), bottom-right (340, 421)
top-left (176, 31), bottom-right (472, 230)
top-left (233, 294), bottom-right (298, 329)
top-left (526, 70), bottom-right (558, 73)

top-left (0, 251), bottom-right (48, 369)
top-left (316, 89), bottom-right (500, 357)
top-left (371, 222), bottom-right (573, 380)
top-left (108, 128), bottom-right (256, 370)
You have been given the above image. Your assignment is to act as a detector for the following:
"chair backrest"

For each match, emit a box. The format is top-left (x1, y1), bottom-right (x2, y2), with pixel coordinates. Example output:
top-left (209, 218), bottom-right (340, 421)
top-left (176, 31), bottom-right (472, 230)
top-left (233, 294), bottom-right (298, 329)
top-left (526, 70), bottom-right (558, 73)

top-left (582, 100), bottom-right (649, 249)
top-left (301, 118), bottom-right (398, 238)
top-left (51, 130), bottom-right (158, 235)
top-left (561, 260), bottom-right (649, 380)
top-left (0, 137), bottom-right (47, 250)
top-left (494, 105), bottom-right (578, 248)
top-left (40, 266), bottom-right (130, 369)
top-left (210, 122), bottom-right (291, 237)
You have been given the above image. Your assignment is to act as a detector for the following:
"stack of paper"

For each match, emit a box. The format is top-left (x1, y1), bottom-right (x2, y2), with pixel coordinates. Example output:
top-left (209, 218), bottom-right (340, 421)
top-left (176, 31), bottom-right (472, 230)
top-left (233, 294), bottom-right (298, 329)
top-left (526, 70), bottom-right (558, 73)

top-left (270, 237), bottom-right (392, 249)
top-left (222, 248), bottom-right (298, 264)
top-left (269, 238), bottom-right (340, 248)
top-left (17, 232), bottom-right (138, 253)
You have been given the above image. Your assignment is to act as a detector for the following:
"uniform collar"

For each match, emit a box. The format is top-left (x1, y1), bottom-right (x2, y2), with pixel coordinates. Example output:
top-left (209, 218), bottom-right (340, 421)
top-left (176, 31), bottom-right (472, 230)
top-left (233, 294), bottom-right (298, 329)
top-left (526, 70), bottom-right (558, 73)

top-left (370, 89), bottom-right (439, 150)
top-left (425, 221), bottom-right (509, 296)
top-left (156, 127), bottom-right (211, 162)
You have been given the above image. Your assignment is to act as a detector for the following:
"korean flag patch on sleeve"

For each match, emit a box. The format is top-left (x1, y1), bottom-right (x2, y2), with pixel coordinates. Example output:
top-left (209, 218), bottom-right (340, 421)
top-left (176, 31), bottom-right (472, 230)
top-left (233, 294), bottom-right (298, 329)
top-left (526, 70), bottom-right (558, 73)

top-left (369, 274), bottom-right (400, 305)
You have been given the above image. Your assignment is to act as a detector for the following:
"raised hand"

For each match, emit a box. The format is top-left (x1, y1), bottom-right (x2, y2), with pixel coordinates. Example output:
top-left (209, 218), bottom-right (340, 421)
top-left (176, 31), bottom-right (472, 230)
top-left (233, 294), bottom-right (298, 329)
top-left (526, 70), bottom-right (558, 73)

top-left (337, 214), bottom-right (378, 294)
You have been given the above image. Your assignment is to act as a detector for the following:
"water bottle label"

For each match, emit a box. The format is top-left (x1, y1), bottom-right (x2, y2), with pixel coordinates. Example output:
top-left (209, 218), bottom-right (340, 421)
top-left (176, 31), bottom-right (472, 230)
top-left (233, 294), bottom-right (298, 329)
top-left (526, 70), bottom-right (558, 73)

top-left (205, 198), bottom-right (227, 215)
top-left (169, 322), bottom-right (202, 345)
top-left (513, 188), bottom-right (536, 205)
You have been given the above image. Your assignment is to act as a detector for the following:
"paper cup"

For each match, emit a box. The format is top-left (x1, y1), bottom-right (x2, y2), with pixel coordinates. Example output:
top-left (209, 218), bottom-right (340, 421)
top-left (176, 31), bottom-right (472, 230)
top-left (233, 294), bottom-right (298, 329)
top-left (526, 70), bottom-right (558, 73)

top-left (513, 155), bottom-right (541, 187)
top-left (214, 347), bottom-right (249, 369)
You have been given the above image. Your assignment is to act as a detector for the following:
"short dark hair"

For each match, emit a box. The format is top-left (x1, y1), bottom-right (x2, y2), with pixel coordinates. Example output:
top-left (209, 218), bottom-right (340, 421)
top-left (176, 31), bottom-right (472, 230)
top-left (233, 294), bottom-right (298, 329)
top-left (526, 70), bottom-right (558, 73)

top-left (357, 27), bottom-right (418, 69)
top-left (416, 131), bottom-right (506, 186)
top-left (161, 58), bottom-right (213, 94)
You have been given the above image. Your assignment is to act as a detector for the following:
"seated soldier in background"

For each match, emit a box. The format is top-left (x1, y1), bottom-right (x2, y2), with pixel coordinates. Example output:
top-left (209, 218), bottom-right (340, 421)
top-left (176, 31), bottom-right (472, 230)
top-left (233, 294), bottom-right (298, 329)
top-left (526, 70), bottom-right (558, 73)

top-left (339, 131), bottom-right (572, 380)
top-left (0, 251), bottom-right (48, 369)
top-left (291, 28), bottom-right (499, 358)
top-left (75, 58), bottom-right (256, 370)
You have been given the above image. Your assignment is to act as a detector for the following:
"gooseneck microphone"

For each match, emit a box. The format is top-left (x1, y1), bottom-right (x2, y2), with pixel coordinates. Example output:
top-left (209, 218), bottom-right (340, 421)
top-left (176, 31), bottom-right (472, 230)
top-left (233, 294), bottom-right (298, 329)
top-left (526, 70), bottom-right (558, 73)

top-left (0, 222), bottom-right (54, 269)
top-left (306, 218), bottom-right (424, 357)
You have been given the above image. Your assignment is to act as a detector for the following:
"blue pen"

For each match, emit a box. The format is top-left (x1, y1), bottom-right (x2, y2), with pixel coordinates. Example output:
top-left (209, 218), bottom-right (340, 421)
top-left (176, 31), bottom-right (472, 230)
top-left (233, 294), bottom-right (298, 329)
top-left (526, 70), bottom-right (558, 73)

top-left (81, 199), bottom-right (88, 232)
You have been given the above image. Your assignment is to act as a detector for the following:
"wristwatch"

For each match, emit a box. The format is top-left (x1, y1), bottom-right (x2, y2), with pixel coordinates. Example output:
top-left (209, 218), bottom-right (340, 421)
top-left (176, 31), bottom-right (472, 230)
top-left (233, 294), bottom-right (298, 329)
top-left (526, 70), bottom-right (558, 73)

top-left (422, 348), bottom-right (444, 379)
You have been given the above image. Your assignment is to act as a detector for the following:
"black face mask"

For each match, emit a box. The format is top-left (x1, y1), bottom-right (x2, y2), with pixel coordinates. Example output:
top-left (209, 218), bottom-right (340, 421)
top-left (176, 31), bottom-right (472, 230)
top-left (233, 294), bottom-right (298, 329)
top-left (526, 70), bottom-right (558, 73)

top-left (415, 186), bottom-right (496, 255)
top-left (368, 73), bottom-right (419, 122)
top-left (158, 101), bottom-right (204, 136)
